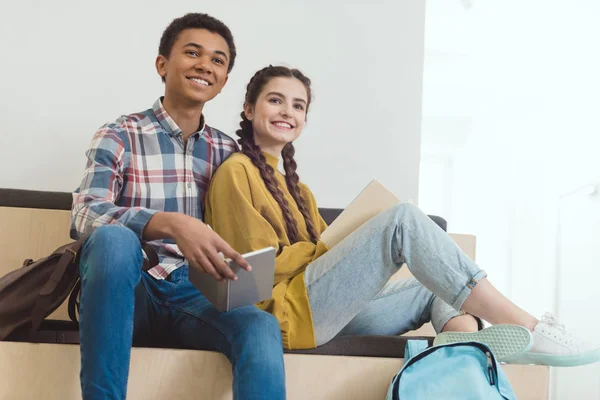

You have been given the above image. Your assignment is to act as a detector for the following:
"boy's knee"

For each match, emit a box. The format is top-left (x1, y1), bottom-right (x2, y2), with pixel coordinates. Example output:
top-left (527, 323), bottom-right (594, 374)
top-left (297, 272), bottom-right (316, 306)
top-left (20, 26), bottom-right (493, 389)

top-left (87, 225), bottom-right (139, 250)
top-left (238, 309), bottom-right (282, 342)
top-left (80, 225), bottom-right (143, 282)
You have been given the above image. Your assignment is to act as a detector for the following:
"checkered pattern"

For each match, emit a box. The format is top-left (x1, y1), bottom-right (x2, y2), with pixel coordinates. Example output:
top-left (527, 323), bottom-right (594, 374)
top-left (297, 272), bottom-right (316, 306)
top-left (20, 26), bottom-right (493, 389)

top-left (71, 98), bottom-right (238, 279)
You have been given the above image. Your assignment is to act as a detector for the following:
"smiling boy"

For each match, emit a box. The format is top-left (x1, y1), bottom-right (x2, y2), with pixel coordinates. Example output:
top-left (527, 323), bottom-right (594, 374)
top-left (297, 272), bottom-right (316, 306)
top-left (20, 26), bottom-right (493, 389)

top-left (71, 13), bottom-right (285, 400)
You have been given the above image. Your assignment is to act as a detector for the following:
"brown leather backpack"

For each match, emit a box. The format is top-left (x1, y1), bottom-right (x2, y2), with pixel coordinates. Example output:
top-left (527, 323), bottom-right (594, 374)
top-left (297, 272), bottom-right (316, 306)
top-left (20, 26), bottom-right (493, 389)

top-left (0, 236), bottom-right (157, 341)
top-left (0, 239), bottom-right (85, 340)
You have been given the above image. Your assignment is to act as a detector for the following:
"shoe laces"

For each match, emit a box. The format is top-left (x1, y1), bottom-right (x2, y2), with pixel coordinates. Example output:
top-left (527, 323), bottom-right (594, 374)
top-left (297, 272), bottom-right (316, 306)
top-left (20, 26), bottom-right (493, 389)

top-left (540, 312), bottom-right (573, 345)
top-left (541, 312), bottom-right (565, 332)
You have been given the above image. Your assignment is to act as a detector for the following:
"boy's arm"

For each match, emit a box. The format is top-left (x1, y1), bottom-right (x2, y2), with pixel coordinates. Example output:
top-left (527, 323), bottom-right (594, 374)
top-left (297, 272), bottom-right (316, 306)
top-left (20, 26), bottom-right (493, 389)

top-left (71, 125), bottom-right (247, 281)
top-left (144, 212), bottom-right (248, 281)
top-left (70, 126), bottom-right (157, 239)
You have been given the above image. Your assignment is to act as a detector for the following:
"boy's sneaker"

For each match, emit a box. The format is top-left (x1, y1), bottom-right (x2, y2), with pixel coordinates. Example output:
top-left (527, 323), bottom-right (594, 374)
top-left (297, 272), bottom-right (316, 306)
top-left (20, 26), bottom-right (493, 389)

top-left (509, 312), bottom-right (600, 367)
top-left (433, 324), bottom-right (533, 362)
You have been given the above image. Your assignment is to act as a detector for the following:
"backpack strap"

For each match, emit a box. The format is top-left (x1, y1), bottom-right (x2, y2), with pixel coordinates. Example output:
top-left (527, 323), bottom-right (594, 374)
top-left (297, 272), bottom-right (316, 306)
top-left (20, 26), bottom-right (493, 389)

top-left (29, 236), bottom-right (158, 332)
top-left (67, 279), bottom-right (81, 323)
top-left (30, 238), bottom-right (85, 331)
top-left (404, 340), bottom-right (429, 363)
top-left (64, 243), bottom-right (156, 322)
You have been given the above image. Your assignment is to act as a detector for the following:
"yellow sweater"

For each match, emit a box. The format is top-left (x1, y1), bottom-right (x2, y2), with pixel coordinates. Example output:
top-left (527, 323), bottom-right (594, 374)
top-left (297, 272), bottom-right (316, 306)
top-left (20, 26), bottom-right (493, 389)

top-left (204, 152), bottom-right (329, 350)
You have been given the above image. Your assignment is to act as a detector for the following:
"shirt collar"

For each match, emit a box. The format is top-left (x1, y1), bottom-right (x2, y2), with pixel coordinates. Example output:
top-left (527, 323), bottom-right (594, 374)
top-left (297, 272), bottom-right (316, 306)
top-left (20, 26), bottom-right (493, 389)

top-left (152, 97), bottom-right (206, 138)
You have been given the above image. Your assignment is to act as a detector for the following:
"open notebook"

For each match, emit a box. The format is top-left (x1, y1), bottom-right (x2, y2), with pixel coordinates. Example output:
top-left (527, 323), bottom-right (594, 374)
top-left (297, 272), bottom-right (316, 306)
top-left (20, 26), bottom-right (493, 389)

top-left (320, 179), bottom-right (402, 248)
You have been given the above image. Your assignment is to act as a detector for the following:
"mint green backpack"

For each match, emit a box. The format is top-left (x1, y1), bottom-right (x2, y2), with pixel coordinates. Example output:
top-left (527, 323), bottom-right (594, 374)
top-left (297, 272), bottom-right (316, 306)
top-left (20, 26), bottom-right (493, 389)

top-left (385, 340), bottom-right (517, 400)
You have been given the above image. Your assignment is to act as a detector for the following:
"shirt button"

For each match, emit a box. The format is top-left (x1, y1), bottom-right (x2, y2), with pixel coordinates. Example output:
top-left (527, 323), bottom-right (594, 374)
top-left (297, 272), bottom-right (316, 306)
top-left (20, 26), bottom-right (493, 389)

top-left (187, 182), bottom-right (192, 188)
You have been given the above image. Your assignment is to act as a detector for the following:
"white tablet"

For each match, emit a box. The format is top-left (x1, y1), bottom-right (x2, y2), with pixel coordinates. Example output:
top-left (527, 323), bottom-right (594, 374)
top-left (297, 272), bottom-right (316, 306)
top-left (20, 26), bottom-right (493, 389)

top-left (188, 247), bottom-right (276, 312)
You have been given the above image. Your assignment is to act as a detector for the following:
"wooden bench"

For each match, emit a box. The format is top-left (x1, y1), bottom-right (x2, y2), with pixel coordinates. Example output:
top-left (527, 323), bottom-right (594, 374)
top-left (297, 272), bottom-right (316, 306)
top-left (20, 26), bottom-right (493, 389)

top-left (0, 189), bottom-right (549, 399)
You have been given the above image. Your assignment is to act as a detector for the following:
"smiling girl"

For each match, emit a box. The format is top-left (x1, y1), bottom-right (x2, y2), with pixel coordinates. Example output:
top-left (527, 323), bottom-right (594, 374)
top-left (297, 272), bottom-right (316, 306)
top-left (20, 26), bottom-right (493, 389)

top-left (205, 65), bottom-right (600, 367)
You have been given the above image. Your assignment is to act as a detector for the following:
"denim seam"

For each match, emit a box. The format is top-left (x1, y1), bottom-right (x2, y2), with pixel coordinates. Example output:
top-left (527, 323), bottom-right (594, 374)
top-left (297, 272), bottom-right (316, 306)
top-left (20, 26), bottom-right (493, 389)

top-left (400, 220), bottom-right (482, 310)
top-left (140, 274), bottom-right (170, 309)
top-left (138, 275), bottom-right (230, 342)
top-left (371, 280), bottom-right (422, 301)
top-left (167, 303), bottom-right (233, 343)
top-left (140, 270), bottom-right (234, 347)
top-left (167, 302), bottom-right (238, 373)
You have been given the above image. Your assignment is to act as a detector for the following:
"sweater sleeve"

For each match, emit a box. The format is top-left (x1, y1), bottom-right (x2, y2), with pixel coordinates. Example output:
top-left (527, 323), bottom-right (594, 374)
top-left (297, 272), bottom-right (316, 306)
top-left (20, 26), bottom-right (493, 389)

top-left (205, 160), bottom-right (278, 254)
top-left (205, 160), bottom-right (328, 285)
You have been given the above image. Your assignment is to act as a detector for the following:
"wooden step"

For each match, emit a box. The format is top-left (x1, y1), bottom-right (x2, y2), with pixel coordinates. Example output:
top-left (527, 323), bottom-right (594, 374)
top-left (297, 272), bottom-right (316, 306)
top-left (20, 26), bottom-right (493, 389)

top-left (0, 342), bottom-right (549, 399)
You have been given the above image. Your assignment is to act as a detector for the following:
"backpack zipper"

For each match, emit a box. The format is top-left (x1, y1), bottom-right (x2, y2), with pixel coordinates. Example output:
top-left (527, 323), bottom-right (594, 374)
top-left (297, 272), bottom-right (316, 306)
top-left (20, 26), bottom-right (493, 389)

top-left (486, 351), bottom-right (495, 385)
top-left (392, 342), bottom-right (505, 400)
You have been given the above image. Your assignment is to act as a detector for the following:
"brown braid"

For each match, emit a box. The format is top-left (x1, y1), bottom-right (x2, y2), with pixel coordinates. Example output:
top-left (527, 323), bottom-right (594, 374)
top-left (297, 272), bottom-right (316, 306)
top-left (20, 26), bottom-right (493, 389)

top-left (237, 112), bottom-right (300, 242)
top-left (236, 65), bottom-right (317, 244)
top-left (282, 143), bottom-right (319, 243)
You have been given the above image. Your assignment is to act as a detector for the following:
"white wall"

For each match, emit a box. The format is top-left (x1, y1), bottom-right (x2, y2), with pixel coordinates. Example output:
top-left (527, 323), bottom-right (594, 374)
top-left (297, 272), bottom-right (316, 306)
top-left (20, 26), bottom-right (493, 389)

top-left (0, 0), bottom-right (426, 208)
top-left (420, 1), bottom-right (600, 398)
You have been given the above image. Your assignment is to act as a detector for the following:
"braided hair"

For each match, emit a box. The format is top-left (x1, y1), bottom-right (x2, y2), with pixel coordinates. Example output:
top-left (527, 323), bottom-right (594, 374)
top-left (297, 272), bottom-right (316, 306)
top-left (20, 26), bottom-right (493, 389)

top-left (237, 65), bottom-right (319, 244)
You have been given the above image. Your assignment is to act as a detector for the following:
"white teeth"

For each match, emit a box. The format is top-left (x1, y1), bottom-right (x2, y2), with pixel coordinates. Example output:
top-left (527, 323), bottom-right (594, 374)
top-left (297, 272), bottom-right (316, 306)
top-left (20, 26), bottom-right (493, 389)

top-left (190, 78), bottom-right (209, 86)
top-left (273, 122), bottom-right (292, 129)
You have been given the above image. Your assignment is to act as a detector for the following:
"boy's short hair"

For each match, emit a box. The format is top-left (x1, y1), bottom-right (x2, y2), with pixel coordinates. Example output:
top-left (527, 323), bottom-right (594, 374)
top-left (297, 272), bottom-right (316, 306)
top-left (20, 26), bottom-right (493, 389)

top-left (159, 13), bottom-right (237, 73)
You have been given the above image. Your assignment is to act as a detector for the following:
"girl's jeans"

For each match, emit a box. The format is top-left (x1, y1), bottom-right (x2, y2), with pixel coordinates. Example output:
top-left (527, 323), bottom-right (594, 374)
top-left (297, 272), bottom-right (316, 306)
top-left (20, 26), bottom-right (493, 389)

top-left (305, 203), bottom-right (486, 346)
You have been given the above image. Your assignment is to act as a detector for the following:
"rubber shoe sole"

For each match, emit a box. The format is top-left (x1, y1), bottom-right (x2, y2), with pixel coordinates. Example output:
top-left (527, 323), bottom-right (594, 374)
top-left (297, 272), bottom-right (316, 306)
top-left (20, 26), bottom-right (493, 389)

top-left (509, 347), bottom-right (600, 367)
top-left (433, 324), bottom-right (533, 362)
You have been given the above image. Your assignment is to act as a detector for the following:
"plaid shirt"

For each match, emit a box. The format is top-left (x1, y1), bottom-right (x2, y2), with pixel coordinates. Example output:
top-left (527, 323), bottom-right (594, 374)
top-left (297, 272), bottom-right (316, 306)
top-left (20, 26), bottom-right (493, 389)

top-left (71, 98), bottom-right (238, 279)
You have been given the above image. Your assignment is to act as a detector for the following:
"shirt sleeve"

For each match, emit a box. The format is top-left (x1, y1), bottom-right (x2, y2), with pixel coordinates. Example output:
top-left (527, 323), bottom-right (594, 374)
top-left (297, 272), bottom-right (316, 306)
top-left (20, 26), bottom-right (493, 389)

top-left (205, 161), bottom-right (328, 285)
top-left (70, 125), bottom-right (157, 239)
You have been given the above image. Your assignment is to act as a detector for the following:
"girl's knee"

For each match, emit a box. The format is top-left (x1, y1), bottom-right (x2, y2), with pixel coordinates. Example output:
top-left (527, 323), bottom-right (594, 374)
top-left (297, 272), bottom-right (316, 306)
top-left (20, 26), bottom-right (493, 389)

top-left (390, 202), bottom-right (422, 220)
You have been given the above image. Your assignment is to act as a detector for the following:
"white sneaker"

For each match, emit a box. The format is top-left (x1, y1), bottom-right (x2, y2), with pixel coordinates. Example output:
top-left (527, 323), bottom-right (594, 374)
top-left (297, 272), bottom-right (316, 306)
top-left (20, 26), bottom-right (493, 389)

top-left (510, 312), bottom-right (600, 367)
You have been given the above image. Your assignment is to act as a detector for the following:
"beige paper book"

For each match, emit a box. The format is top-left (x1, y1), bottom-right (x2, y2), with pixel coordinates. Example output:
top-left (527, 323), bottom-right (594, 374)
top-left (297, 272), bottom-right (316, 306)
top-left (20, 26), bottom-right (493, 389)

top-left (320, 179), bottom-right (401, 248)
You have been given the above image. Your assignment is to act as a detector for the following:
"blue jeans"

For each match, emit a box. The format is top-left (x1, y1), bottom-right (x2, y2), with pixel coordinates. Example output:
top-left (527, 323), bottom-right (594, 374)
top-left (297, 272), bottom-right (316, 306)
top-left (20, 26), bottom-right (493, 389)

top-left (305, 203), bottom-right (487, 345)
top-left (78, 225), bottom-right (285, 400)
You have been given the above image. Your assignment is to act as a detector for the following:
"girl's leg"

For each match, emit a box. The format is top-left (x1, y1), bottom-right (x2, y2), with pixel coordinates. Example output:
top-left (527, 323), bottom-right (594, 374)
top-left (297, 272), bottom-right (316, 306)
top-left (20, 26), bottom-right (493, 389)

top-left (442, 314), bottom-right (480, 332)
top-left (306, 202), bottom-right (600, 366)
top-left (305, 202), bottom-right (487, 345)
top-left (335, 277), bottom-right (478, 339)
top-left (463, 278), bottom-right (538, 329)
